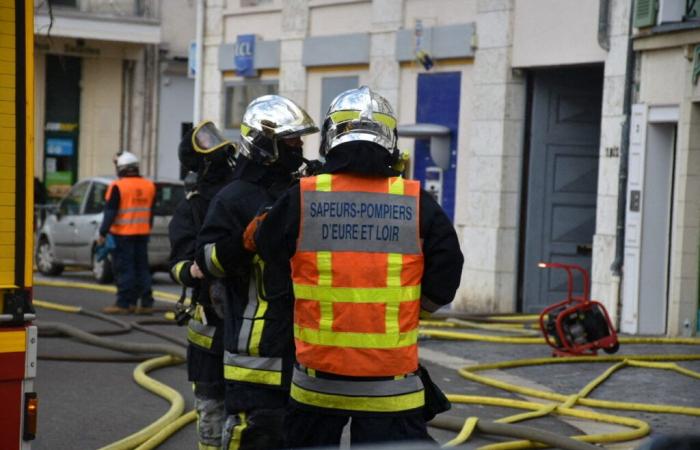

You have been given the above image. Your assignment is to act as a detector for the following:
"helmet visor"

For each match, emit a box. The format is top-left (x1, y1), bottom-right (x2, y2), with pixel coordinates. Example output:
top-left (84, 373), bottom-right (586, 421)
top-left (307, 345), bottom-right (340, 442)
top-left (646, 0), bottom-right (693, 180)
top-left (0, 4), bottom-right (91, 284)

top-left (192, 121), bottom-right (232, 154)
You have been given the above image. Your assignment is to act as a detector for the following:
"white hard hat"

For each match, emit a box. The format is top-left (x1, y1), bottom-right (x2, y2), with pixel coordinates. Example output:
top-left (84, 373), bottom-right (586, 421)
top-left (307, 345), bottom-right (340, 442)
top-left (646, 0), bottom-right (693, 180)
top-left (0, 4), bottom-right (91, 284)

top-left (116, 151), bottom-right (139, 169)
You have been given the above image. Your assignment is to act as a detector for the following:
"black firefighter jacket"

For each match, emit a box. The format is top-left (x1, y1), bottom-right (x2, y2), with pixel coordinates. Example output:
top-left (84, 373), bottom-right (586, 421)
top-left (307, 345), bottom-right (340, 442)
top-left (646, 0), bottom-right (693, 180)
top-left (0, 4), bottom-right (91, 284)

top-left (195, 158), bottom-right (296, 411)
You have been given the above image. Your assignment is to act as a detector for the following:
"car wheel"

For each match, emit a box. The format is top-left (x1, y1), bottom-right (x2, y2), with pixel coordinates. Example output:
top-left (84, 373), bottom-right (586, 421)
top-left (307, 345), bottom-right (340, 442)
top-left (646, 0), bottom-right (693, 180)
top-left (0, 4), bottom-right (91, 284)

top-left (92, 248), bottom-right (114, 284)
top-left (36, 237), bottom-right (64, 276)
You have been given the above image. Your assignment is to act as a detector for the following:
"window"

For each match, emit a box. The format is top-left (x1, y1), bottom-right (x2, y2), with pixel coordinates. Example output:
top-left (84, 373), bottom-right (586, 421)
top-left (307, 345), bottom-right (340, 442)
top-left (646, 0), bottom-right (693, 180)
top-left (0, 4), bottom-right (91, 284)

top-left (240, 0), bottom-right (274, 6)
top-left (84, 182), bottom-right (108, 215)
top-left (51, 0), bottom-right (78, 7)
top-left (321, 76), bottom-right (359, 116)
top-left (153, 183), bottom-right (185, 216)
top-left (223, 81), bottom-right (278, 129)
top-left (59, 182), bottom-right (89, 216)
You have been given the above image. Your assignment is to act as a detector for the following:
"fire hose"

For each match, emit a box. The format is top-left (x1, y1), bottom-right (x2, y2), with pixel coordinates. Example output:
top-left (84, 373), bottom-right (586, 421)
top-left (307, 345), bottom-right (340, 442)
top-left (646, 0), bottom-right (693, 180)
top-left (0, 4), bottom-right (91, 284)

top-left (34, 280), bottom-right (700, 449)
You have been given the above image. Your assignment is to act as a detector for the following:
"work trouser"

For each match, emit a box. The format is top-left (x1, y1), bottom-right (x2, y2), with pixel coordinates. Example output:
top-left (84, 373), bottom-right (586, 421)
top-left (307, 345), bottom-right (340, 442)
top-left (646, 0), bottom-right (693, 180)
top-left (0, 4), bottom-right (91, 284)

top-left (221, 406), bottom-right (286, 450)
top-left (188, 314), bottom-right (225, 449)
top-left (284, 404), bottom-right (435, 449)
top-left (195, 382), bottom-right (225, 450)
top-left (112, 235), bottom-right (153, 309)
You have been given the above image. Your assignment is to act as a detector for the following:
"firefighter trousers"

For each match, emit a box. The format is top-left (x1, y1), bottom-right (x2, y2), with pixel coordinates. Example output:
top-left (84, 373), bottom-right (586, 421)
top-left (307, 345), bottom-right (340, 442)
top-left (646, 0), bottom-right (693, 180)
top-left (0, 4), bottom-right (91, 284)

top-left (221, 407), bottom-right (286, 450)
top-left (284, 404), bottom-right (436, 448)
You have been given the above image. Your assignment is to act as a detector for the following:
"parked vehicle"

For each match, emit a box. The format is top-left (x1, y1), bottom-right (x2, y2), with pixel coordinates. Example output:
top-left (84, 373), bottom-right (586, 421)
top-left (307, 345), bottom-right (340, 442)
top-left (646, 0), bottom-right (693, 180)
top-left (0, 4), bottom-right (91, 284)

top-left (35, 177), bottom-right (184, 283)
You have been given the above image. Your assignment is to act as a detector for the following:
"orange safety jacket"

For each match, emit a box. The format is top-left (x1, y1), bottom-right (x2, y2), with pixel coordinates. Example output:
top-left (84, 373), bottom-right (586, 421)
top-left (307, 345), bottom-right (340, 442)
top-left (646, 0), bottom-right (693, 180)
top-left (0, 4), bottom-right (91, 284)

top-left (290, 173), bottom-right (424, 378)
top-left (105, 177), bottom-right (156, 236)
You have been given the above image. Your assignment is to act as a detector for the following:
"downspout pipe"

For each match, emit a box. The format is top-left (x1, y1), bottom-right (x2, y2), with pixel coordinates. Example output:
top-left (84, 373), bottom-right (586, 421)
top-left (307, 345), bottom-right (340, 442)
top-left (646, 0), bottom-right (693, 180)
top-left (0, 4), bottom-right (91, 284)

top-left (610, 3), bottom-right (637, 325)
top-left (598, 0), bottom-right (610, 51)
top-left (193, 0), bottom-right (204, 124)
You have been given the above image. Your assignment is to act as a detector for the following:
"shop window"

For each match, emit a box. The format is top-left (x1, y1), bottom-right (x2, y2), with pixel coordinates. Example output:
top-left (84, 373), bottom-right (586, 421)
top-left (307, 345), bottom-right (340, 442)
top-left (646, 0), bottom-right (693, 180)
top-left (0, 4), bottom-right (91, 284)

top-left (223, 81), bottom-right (278, 130)
top-left (321, 76), bottom-right (359, 117)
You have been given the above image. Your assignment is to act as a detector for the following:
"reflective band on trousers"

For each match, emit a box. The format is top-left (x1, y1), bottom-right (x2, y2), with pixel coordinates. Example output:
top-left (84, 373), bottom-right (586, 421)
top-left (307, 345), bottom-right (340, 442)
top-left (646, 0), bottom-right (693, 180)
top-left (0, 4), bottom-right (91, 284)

top-left (203, 243), bottom-right (225, 278)
top-left (223, 351), bottom-right (282, 386)
top-left (188, 319), bottom-right (216, 349)
top-left (290, 367), bottom-right (424, 412)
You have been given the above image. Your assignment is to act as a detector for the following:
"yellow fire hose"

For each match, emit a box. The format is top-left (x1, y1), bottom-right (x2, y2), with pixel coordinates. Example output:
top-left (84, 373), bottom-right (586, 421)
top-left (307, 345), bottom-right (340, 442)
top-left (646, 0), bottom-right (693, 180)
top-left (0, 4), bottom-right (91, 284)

top-left (33, 281), bottom-right (700, 449)
top-left (98, 355), bottom-right (190, 450)
top-left (35, 279), bottom-right (184, 303)
top-left (418, 318), bottom-right (700, 449)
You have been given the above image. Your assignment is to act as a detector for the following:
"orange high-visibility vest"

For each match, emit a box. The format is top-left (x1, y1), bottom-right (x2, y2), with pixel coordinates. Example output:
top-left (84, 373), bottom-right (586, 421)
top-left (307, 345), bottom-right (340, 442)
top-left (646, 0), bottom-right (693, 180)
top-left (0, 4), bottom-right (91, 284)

top-left (105, 177), bottom-right (156, 236)
top-left (291, 173), bottom-right (424, 377)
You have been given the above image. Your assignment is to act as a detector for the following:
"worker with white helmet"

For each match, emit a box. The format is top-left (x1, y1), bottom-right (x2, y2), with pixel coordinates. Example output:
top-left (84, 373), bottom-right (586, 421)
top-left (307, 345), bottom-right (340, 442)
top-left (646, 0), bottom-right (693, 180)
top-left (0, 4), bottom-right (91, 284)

top-left (99, 151), bottom-right (157, 314)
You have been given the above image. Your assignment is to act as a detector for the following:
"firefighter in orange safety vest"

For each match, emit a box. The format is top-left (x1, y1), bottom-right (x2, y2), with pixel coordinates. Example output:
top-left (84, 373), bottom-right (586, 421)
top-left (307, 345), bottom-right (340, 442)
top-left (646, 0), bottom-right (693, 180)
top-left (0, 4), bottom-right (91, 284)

top-left (99, 151), bottom-right (157, 315)
top-left (248, 86), bottom-right (464, 447)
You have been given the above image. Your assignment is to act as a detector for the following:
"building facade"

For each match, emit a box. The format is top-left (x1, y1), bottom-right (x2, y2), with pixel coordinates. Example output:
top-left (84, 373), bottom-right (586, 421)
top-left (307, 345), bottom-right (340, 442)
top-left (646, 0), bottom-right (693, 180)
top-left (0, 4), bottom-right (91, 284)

top-left (33, 0), bottom-right (195, 199)
top-left (196, 0), bottom-right (698, 336)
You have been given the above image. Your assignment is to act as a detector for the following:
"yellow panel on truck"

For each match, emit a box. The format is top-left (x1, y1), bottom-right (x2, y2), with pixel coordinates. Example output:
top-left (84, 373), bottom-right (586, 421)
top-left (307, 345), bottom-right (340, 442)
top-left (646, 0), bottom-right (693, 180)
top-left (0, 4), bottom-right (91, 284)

top-left (0, 1), bottom-right (37, 450)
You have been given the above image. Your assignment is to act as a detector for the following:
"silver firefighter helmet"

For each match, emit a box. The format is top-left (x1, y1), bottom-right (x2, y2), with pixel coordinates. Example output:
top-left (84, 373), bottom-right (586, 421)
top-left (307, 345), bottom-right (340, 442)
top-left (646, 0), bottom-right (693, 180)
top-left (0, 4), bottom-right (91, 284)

top-left (320, 86), bottom-right (398, 157)
top-left (239, 95), bottom-right (318, 165)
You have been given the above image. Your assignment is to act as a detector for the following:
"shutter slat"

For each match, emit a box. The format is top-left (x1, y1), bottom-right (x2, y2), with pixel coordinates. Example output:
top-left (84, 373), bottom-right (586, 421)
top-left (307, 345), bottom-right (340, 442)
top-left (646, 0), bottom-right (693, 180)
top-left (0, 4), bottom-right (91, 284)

top-left (634, 0), bottom-right (658, 28)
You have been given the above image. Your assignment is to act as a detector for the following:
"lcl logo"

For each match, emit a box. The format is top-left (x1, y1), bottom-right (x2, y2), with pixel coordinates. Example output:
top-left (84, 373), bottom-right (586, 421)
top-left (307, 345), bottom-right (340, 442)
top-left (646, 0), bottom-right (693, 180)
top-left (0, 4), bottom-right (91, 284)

top-left (235, 41), bottom-right (253, 57)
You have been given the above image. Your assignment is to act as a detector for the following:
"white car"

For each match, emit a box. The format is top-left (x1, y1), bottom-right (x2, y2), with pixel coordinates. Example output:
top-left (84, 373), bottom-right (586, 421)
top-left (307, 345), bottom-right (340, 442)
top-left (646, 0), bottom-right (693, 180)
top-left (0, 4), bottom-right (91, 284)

top-left (35, 176), bottom-right (184, 283)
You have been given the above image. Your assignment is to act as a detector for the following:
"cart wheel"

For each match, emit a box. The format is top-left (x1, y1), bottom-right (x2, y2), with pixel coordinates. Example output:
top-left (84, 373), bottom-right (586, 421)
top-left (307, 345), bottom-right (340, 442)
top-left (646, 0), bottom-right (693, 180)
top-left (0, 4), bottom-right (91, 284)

top-left (603, 342), bottom-right (620, 354)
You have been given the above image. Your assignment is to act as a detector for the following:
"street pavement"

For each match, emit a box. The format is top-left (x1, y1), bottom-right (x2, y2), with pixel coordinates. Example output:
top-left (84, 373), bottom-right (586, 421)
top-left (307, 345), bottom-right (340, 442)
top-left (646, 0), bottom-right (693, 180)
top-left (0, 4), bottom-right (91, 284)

top-left (31, 271), bottom-right (700, 449)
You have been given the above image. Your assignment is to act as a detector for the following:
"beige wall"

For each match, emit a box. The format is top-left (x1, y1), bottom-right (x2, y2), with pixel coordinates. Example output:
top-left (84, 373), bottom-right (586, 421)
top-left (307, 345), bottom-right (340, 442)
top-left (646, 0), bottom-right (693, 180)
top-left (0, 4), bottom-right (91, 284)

top-left (639, 48), bottom-right (686, 105)
top-left (160, 0), bottom-right (196, 58)
top-left (512, 0), bottom-right (607, 68)
top-left (309, 2), bottom-right (372, 35)
top-left (78, 57), bottom-right (123, 179)
top-left (404, 0), bottom-right (477, 27)
top-left (224, 11), bottom-right (283, 41)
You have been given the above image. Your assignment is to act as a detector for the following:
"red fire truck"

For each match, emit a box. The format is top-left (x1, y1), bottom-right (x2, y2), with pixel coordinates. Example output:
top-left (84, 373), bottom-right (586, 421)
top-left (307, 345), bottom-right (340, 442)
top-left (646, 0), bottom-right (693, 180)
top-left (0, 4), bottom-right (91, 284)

top-left (0, 1), bottom-right (38, 449)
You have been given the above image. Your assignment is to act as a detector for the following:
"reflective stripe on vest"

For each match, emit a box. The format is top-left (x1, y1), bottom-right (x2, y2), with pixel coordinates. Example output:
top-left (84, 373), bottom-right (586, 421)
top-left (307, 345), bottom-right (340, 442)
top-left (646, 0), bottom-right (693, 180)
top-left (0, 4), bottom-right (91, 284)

top-left (291, 174), bottom-right (424, 378)
top-left (290, 366), bottom-right (424, 413)
top-left (187, 313), bottom-right (216, 350)
top-left (106, 177), bottom-right (155, 236)
top-left (223, 351), bottom-right (282, 386)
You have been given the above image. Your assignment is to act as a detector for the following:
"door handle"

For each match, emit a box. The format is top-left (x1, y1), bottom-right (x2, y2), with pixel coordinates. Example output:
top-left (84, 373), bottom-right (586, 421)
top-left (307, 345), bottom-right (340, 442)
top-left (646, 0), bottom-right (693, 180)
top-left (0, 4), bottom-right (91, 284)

top-left (90, 220), bottom-right (98, 225)
top-left (68, 222), bottom-right (75, 226)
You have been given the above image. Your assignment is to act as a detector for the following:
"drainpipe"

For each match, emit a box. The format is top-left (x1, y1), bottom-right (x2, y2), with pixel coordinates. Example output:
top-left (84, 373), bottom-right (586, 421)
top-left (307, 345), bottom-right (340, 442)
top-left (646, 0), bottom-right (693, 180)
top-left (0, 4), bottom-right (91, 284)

top-left (610, 3), bottom-right (637, 329)
top-left (193, 0), bottom-right (204, 124)
top-left (598, 0), bottom-right (610, 51)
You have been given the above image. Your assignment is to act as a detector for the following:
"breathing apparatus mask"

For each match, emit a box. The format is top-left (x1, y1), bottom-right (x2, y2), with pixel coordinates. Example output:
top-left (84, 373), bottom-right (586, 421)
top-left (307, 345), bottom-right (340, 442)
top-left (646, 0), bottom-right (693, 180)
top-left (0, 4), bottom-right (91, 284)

top-left (180, 121), bottom-right (237, 184)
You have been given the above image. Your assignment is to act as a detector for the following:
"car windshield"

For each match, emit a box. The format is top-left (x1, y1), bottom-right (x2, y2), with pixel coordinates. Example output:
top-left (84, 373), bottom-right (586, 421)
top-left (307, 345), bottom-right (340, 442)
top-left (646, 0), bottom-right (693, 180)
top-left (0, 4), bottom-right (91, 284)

top-left (154, 183), bottom-right (185, 216)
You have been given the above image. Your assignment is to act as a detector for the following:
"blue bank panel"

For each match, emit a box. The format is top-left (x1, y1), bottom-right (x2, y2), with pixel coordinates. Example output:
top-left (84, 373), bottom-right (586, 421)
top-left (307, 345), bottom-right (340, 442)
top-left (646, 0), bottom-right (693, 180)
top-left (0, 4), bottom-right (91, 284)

top-left (414, 71), bottom-right (461, 221)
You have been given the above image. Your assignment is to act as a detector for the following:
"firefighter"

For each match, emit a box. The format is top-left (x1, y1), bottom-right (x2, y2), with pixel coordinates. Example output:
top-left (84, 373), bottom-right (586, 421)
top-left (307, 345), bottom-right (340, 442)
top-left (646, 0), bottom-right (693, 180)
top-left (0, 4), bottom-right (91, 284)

top-left (168, 120), bottom-right (237, 449)
top-left (100, 152), bottom-right (156, 315)
top-left (195, 95), bottom-right (319, 449)
top-left (252, 86), bottom-right (464, 447)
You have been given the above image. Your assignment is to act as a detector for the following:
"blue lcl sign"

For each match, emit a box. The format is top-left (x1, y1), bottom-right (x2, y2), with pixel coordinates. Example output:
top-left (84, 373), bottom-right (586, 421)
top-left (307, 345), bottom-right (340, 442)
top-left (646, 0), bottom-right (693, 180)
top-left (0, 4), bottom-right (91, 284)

top-left (235, 34), bottom-right (257, 77)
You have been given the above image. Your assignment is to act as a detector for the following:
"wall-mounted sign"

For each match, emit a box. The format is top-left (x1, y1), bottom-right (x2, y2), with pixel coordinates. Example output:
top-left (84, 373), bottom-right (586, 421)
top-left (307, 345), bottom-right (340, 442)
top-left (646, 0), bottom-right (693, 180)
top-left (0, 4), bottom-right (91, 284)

top-left (46, 138), bottom-right (75, 156)
top-left (235, 34), bottom-right (257, 77)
